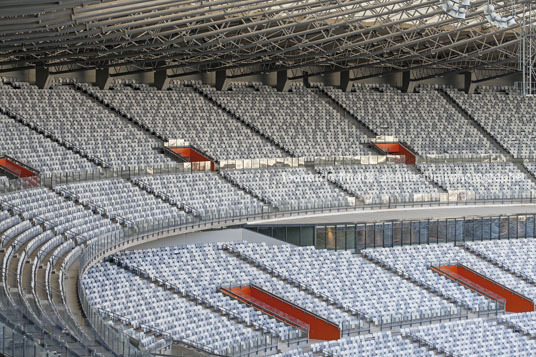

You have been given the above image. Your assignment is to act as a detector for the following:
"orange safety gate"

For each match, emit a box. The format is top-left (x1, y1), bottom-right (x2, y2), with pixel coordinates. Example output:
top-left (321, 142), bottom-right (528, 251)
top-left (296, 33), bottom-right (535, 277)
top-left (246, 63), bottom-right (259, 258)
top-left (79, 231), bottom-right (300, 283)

top-left (436, 264), bottom-right (534, 313)
top-left (221, 284), bottom-right (341, 340)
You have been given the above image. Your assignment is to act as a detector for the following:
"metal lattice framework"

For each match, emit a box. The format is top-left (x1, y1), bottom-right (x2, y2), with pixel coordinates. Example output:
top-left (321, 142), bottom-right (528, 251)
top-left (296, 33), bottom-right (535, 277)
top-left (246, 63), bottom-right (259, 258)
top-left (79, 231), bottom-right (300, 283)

top-left (0, 0), bottom-right (535, 79)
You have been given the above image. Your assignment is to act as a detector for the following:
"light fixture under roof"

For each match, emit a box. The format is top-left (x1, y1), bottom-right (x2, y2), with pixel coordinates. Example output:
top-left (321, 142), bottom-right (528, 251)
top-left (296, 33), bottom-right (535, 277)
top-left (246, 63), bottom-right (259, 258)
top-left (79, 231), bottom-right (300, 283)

top-left (484, 3), bottom-right (516, 27)
top-left (440, 0), bottom-right (471, 19)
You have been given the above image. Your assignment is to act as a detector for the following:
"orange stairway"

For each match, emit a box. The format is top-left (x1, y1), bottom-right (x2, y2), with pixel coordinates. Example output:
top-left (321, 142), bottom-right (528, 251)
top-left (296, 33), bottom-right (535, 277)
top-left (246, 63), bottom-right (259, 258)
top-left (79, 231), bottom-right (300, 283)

top-left (374, 143), bottom-right (416, 164)
top-left (221, 284), bottom-right (341, 340)
top-left (165, 147), bottom-right (215, 171)
top-left (432, 264), bottom-right (534, 313)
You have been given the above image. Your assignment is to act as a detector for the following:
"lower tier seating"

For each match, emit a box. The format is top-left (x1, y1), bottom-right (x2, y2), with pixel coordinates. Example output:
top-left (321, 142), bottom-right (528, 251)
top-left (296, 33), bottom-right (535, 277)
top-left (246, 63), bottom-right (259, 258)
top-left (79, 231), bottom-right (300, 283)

top-left (226, 243), bottom-right (459, 325)
top-left (404, 318), bottom-right (536, 356)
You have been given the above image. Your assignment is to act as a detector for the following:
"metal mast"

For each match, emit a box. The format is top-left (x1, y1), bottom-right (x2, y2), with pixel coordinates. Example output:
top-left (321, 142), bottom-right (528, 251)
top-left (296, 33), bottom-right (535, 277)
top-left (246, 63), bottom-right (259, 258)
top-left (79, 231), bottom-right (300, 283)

top-left (521, 1), bottom-right (536, 95)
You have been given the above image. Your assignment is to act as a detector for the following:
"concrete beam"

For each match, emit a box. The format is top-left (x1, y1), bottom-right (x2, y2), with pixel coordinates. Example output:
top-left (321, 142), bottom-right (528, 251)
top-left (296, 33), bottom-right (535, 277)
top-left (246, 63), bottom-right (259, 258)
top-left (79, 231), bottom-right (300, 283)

top-left (277, 70), bottom-right (291, 92)
top-left (35, 64), bottom-right (53, 89)
top-left (96, 67), bottom-right (113, 90)
top-left (340, 70), bottom-right (352, 92)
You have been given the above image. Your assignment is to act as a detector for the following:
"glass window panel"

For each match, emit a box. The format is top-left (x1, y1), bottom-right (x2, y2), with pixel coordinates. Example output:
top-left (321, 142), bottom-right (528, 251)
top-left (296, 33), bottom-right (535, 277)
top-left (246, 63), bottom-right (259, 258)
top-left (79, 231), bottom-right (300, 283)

top-left (411, 221), bottom-right (420, 245)
top-left (474, 218), bottom-right (483, 241)
top-left (337, 226), bottom-right (346, 251)
top-left (508, 216), bottom-right (518, 239)
top-left (315, 226), bottom-right (326, 249)
top-left (402, 221), bottom-right (411, 246)
top-left (326, 226), bottom-right (336, 250)
top-left (393, 222), bottom-right (402, 246)
top-left (438, 220), bottom-right (447, 244)
top-left (375, 224), bottom-right (384, 248)
top-left (420, 221), bottom-right (429, 244)
top-left (300, 226), bottom-right (314, 246)
top-left (273, 227), bottom-right (287, 242)
top-left (464, 219), bottom-right (474, 242)
top-left (356, 224), bottom-right (366, 251)
top-left (366, 224), bottom-right (375, 248)
top-left (447, 219), bottom-right (456, 243)
top-left (500, 216), bottom-right (509, 239)
top-left (429, 220), bottom-right (438, 244)
top-left (455, 219), bottom-right (464, 243)
top-left (527, 216), bottom-right (535, 238)
top-left (483, 218), bottom-right (491, 240)
top-left (518, 216), bottom-right (526, 238)
top-left (491, 217), bottom-right (500, 239)
top-left (383, 223), bottom-right (393, 247)
top-left (346, 225), bottom-right (356, 252)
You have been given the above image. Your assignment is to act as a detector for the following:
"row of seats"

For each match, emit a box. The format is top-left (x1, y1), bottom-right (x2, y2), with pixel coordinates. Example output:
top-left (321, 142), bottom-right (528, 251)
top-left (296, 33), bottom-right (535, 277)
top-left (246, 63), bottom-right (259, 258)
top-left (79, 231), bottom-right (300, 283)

top-left (445, 86), bottom-right (536, 159)
top-left (0, 112), bottom-right (96, 175)
top-left (465, 238), bottom-right (536, 284)
top-left (0, 82), bottom-right (175, 169)
top-left (226, 243), bottom-right (459, 325)
top-left (417, 162), bottom-right (536, 199)
top-left (111, 243), bottom-right (362, 338)
top-left (201, 82), bottom-right (374, 157)
top-left (363, 243), bottom-right (535, 311)
top-left (56, 178), bottom-right (192, 227)
top-left (132, 172), bottom-right (266, 219)
top-left (221, 167), bottom-right (352, 209)
top-left (83, 262), bottom-right (266, 354)
top-left (82, 80), bottom-right (287, 160)
top-left (499, 311), bottom-right (536, 338)
top-left (404, 318), bottom-right (536, 356)
top-left (318, 83), bottom-right (501, 155)
top-left (316, 164), bottom-right (441, 203)
top-left (313, 331), bottom-right (436, 357)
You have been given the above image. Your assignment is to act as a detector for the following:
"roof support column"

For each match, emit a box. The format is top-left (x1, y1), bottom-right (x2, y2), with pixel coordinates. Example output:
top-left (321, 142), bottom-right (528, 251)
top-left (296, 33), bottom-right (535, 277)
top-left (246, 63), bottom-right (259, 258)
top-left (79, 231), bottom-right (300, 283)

top-left (36, 63), bottom-right (52, 89)
top-left (402, 71), bottom-right (417, 93)
top-left (96, 67), bottom-right (112, 90)
top-left (340, 70), bottom-right (352, 92)
top-left (216, 69), bottom-right (229, 91)
top-left (155, 67), bottom-right (171, 90)
top-left (464, 71), bottom-right (477, 94)
top-left (277, 70), bottom-right (290, 92)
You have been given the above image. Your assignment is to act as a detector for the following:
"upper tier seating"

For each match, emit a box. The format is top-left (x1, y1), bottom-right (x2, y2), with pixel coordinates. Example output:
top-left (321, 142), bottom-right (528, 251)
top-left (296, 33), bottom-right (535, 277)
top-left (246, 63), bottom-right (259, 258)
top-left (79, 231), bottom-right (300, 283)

top-left (313, 331), bottom-right (436, 357)
top-left (404, 318), bottom-right (536, 356)
top-left (221, 167), bottom-right (351, 209)
top-left (445, 86), bottom-right (536, 158)
top-left (132, 172), bottom-right (266, 219)
top-left (465, 238), bottom-right (536, 284)
top-left (363, 244), bottom-right (536, 311)
top-left (83, 262), bottom-right (267, 354)
top-left (0, 113), bottom-right (96, 175)
top-left (316, 164), bottom-right (441, 203)
top-left (320, 84), bottom-right (500, 155)
top-left (56, 178), bottom-right (191, 226)
top-left (417, 162), bottom-right (536, 199)
top-left (81, 80), bottom-right (287, 160)
top-left (499, 311), bottom-right (536, 337)
top-left (226, 243), bottom-right (459, 325)
top-left (202, 82), bottom-right (374, 157)
top-left (0, 83), bottom-right (174, 169)
top-left (112, 244), bottom-right (362, 337)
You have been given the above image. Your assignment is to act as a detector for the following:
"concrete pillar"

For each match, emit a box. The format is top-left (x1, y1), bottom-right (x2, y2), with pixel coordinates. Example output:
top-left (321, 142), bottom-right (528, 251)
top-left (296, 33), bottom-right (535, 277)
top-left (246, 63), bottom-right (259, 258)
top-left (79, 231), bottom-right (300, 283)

top-left (215, 69), bottom-right (229, 91)
top-left (340, 70), bottom-right (352, 92)
top-left (464, 71), bottom-right (477, 94)
top-left (96, 67), bottom-right (113, 90)
top-left (402, 71), bottom-right (417, 93)
top-left (154, 68), bottom-right (171, 90)
top-left (277, 70), bottom-right (291, 92)
top-left (36, 64), bottom-right (52, 89)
